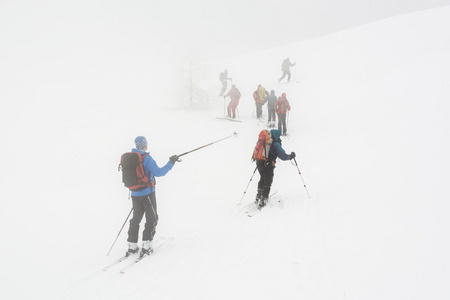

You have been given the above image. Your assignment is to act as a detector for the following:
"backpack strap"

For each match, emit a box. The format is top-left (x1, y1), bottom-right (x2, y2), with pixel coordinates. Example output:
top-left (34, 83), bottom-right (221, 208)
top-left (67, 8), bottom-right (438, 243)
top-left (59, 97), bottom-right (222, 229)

top-left (140, 153), bottom-right (155, 187)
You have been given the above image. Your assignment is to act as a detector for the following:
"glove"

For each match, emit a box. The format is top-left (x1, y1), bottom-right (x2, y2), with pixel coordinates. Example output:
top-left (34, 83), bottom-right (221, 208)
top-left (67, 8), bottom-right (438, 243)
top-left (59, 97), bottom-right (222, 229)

top-left (169, 155), bottom-right (180, 164)
top-left (290, 152), bottom-right (296, 159)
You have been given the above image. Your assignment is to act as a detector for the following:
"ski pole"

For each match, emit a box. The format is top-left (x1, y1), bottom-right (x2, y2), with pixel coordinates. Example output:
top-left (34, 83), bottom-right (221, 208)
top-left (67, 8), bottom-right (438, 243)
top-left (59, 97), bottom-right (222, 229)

top-left (293, 157), bottom-right (311, 199)
top-left (177, 132), bottom-right (238, 158)
top-left (287, 110), bottom-right (290, 127)
top-left (295, 64), bottom-right (297, 82)
top-left (107, 207), bottom-right (133, 256)
top-left (237, 166), bottom-right (258, 205)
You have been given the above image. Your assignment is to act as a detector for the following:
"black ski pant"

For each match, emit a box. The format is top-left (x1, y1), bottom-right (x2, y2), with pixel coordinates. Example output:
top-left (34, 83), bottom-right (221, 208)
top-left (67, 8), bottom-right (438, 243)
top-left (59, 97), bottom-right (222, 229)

top-left (268, 108), bottom-right (276, 123)
top-left (278, 113), bottom-right (287, 135)
top-left (127, 193), bottom-right (158, 243)
top-left (256, 160), bottom-right (274, 199)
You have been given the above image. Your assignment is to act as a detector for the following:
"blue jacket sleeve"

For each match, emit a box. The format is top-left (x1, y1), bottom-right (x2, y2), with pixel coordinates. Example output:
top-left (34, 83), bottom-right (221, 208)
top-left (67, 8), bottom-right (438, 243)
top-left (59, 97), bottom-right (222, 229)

top-left (144, 155), bottom-right (174, 177)
top-left (273, 142), bottom-right (291, 161)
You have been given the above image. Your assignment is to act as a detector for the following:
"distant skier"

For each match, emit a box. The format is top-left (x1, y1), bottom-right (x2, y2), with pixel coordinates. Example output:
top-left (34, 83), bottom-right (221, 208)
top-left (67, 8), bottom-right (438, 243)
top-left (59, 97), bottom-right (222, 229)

top-left (264, 90), bottom-right (277, 127)
top-left (278, 58), bottom-right (296, 82)
top-left (219, 69), bottom-right (232, 96)
top-left (275, 93), bottom-right (291, 136)
top-left (255, 129), bottom-right (296, 207)
top-left (123, 136), bottom-right (180, 257)
top-left (253, 84), bottom-right (269, 119)
top-left (224, 85), bottom-right (241, 119)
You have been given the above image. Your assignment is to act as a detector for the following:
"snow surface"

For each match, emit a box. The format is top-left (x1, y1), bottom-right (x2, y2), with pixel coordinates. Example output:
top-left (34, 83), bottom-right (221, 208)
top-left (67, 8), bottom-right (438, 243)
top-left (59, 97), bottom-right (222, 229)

top-left (1, 5), bottom-right (450, 300)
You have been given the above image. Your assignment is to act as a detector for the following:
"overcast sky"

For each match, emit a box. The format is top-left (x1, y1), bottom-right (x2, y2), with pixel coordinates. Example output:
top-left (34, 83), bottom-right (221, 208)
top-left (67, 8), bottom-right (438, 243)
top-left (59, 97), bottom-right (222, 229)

top-left (132, 0), bottom-right (450, 58)
top-left (1, 0), bottom-right (450, 74)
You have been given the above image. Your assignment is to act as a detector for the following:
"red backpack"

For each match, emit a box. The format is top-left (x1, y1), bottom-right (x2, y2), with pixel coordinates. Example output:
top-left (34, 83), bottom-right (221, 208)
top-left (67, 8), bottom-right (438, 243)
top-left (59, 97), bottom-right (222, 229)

top-left (118, 152), bottom-right (154, 191)
top-left (251, 130), bottom-right (273, 162)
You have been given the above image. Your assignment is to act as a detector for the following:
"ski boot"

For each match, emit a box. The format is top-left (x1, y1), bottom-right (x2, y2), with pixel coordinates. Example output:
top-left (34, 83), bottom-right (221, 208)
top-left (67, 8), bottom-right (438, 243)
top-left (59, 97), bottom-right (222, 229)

top-left (140, 240), bottom-right (154, 258)
top-left (258, 197), bottom-right (268, 208)
top-left (255, 189), bottom-right (263, 204)
top-left (126, 242), bottom-right (139, 256)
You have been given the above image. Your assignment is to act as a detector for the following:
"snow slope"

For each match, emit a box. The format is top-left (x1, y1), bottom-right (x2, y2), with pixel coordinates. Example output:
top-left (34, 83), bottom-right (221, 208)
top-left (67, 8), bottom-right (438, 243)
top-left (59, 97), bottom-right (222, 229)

top-left (1, 5), bottom-right (450, 300)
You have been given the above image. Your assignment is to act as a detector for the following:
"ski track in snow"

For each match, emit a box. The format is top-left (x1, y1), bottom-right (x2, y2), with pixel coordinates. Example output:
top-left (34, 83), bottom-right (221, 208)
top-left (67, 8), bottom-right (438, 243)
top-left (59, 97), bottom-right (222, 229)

top-left (60, 152), bottom-right (349, 300)
top-left (56, 108), bottom-right (349, 300)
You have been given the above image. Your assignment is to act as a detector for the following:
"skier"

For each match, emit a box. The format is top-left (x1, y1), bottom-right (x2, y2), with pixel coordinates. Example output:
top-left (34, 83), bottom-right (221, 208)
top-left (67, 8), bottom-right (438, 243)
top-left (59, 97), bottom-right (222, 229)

top-left (278, 58), bottom-right (296, 82)
top-left (255, 129), bottom-right (295, 207)
top-left (253, 84), bottom-right (268, 119)
top-left (126, 136), bottom-right (179, 257)
top-left (264, 90), bottom-right (277, 127)
top-left (224, 85), bottom-right (241, 119)
top-left (219, 69), bottom-right (232, 96)
top-left (275, 93), bottom-right (291, 136)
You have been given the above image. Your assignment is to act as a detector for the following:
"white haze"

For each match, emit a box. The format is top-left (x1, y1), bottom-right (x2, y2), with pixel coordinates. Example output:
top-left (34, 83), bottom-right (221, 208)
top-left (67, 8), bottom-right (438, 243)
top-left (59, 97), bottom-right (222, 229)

top-left (1, 2), bottom-right (450, 300)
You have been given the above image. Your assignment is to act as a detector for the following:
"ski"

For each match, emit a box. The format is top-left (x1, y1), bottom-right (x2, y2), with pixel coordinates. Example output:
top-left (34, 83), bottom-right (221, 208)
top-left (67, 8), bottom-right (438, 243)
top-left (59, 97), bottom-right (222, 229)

top-left (246, 204), bottom-right (262, 217)
top-left (245, 190), bottom-right (278, 217)
top-left (119, 252), bottom-right (151, 274)
top-left (103, 252), bottom-right (136, 271)
top-left (246, 199), bottom-right (271, 217)
top-left (216, 117), bottom-right (242, 122)
top-left (103, 236), bottom-right (165, 272)
top-left (246, 200), bottom-right (273, 217)
top-left (119, 237), bottom-right (172, 274)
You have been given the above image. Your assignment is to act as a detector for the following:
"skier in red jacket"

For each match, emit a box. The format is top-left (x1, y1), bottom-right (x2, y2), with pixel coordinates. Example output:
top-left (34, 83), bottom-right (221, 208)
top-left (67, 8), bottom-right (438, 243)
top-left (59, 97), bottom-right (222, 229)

top-left (275, 93), bottom-right (291, 136)
top-left (224, 85), bottom-right (241, 119)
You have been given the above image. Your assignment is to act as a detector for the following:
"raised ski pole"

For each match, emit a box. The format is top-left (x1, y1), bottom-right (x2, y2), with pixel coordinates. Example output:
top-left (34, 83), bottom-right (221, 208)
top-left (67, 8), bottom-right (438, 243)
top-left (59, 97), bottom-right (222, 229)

top-left (177, 132), bottom-right (238, 159)
top-left (223, 96), bottom-right (226, 117)
top-left (107, 207), bottom-right (133, 256)
top-left (237, 166), bottom-right (258, 205)
top-left (293, 157), bottom-right (311, 199)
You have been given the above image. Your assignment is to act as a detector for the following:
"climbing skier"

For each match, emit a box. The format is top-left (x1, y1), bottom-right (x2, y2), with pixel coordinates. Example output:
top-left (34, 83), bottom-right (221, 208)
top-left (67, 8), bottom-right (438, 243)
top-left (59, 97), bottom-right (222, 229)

top-left (255, 129), bottom-right (295, 207)
top-left (253, 84), bottom-right (268, 119)
top-left (225, 85), bottom-right (241, 119)
top-left (265, 90), bottom-right (277, 127)
top-left (279, 58), bottom-right (296, 83)
top-left (275, 93), bottom-right (291, 136)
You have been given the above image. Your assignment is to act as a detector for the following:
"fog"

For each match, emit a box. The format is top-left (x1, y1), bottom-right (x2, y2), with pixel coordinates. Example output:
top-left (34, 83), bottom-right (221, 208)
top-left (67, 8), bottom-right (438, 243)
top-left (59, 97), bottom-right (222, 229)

top-left (3, 0), bottom-right (450, 61)
top-left (1, 2), bottom-right (450, 299)
top-left (2, 0), bottom-right (450, 114)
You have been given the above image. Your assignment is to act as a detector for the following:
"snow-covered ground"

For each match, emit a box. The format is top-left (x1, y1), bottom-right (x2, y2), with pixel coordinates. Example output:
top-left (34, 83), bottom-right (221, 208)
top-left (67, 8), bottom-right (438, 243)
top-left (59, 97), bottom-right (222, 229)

top-left (1, 5), bottom-right (450, 300)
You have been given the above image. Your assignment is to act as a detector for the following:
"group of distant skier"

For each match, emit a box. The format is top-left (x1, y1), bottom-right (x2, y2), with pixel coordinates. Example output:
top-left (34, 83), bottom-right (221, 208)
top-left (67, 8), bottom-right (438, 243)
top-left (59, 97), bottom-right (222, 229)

top-left (252, 84), bottom-right (291, 136)
top-left (112, 58), bottom-right (299, 260)
top-left (219, 57), bottom-right (296, 136)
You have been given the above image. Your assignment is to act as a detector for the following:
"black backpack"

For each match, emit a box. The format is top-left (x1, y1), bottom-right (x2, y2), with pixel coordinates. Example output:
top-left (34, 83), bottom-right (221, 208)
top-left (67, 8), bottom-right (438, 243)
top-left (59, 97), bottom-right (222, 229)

top-left (118, 152), bottom-right (154, 191)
